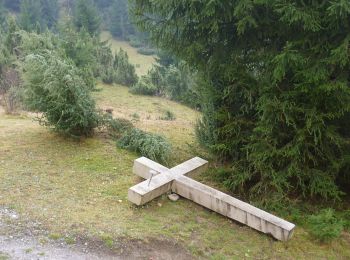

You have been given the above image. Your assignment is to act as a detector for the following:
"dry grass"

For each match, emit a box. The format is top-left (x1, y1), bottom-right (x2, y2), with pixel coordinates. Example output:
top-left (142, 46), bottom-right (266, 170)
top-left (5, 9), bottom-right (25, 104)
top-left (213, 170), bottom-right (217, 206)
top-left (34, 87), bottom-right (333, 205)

top-left (1, 87), bottom-right (350, 259)
top-left (100, 31), bottom-right (156, 76)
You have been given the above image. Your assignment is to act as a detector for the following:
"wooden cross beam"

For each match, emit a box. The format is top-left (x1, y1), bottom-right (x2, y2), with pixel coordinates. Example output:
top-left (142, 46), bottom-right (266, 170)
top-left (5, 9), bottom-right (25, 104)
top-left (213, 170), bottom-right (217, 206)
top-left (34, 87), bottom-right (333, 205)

top-left (128, 157), bottom-right (296, 241)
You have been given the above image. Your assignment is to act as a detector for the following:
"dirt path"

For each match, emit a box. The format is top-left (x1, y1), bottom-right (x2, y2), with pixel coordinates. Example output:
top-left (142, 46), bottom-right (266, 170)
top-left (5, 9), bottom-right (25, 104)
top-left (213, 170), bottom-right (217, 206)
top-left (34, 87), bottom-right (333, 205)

top-left (0, 207), bottom-right (193, 260)
top-left (0, 235), bottom-right (116, 260)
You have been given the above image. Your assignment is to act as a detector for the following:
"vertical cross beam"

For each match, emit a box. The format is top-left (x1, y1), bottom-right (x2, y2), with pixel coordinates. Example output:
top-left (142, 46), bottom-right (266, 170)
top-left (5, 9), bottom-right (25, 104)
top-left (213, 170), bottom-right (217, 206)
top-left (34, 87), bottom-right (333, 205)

top-left (128, 157), bottom-right (296, 241)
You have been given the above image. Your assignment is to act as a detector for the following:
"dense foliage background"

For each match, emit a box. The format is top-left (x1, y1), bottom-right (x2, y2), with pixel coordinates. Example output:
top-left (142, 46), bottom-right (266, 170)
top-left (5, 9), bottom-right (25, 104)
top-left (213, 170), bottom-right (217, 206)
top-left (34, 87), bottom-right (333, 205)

top-left (131, 0), bottom-right (350, 202)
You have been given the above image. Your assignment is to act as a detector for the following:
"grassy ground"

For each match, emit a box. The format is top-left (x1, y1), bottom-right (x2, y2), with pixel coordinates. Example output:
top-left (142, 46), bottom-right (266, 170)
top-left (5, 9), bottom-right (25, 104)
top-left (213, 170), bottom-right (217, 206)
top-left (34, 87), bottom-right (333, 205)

top-left (1, 38), bottom-right (349, 259)
top-left (94, 83), bottom-right (202, 164)
top-left (100, 31), bottom-right (156, 76)
top-left (1, 86), bottom-right (350, 259)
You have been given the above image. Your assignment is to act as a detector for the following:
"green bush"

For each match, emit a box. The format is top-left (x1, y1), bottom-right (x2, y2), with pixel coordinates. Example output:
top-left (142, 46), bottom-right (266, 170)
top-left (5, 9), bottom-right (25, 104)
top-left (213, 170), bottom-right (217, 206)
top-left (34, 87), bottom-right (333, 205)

top-left (22, 51), bottom-right (99, 137)
top-left (308, 209), bottom-right (344, 242)
top-left (94, 41), bottom-right (115, 84)
top-left (131, 61), bottom-right (200, 108)
top-left (118, 128), bottom-right (171, 164)
top-left (100, 67), bottom-right (115, 84)
top-left (98, 113), bottom-right (133, 138)
top-left (114, 48), bottom-right (138, 86)
top-left (340, 210), bottom-right (350, 231)
top-left (130, 76), bottom-right (158, 96)
top-left (137, 47), bottom-right (156, 56)
top-left (164, 62), bottom-right (200, 108)
top-left (129, 37), bottom-right (144, 48)
top-left (131, 112), bottom-right (140, 122)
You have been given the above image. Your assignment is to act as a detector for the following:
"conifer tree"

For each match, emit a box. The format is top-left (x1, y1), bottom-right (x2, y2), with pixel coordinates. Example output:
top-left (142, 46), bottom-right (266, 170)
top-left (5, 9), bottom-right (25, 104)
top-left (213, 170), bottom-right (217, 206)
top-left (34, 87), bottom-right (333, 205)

top-left (4, 0), bottom-right (20, 12)
top-left (94, 0), bottom-right (111, 9)
top-left (109, 0), bottom-right (132, 39)
top-left (0, 0), bottom-right (6, 26)
top-left (18, 0), bottom-right (42, 32)
top-left (131, 0), bottom-right (350, 201)
top-left (40, 0), bottom-right (59, 29)
top-left (113, 48), bottom-right (138, 86)
top-left (74, 0), bottom-right (101, 36)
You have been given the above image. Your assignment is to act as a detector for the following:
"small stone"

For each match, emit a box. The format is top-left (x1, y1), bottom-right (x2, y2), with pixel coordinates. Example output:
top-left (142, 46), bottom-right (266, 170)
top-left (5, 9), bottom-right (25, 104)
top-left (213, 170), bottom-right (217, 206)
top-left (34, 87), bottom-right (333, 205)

top-left (118, 200), bottom-right (123, 203)
top-left (157, 203), bottom-right (162, 207)
top-left (168, 193), bottom-right (180, 202)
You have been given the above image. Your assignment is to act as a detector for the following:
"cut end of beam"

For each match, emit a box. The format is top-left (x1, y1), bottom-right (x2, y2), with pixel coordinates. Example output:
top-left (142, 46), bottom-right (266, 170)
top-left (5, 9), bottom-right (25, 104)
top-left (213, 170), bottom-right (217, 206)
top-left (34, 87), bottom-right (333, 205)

top-left (128, 172), bottom-right (174, 205)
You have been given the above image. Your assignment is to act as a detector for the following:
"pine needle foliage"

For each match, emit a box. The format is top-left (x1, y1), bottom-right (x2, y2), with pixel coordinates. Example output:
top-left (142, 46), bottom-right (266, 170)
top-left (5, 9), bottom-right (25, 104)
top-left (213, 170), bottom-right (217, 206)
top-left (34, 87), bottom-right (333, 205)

top-left (22, 50), bottom-right (99, 137)
top-left (0, 0), bottom-right (7, 26)
top-left (118, 128), bottom-right (171, 164)
top-left (131, 0), bottom-right (350, 201)
top-left (308, 209), bottom-right (344, 242)
top-left (113, 48), bottom-right (138, 86)
top-left (74, 0), bottom-right (101, 36)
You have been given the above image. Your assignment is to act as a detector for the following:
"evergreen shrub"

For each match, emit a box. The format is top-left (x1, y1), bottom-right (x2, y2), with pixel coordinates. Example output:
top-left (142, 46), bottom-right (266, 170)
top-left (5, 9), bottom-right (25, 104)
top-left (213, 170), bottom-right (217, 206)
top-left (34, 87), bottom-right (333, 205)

top-left (98, 112), bottom-right (134, 138)
top-left (130, 76), bottom-right (158, 96)
top-left (129, 36), bottom-right (144, 48)
top-left (131, 0), bottom-right (350, 201)
top-left (308, 209), bottom-right (344, 242)
top-left (118, 128), bottom-right (171, 164)
top-left (137, 47), bottom-right (156, 56)
top-left (22, 51), bottom-right (99, 137)
top-left (113, 48), bottom-right (138, 86)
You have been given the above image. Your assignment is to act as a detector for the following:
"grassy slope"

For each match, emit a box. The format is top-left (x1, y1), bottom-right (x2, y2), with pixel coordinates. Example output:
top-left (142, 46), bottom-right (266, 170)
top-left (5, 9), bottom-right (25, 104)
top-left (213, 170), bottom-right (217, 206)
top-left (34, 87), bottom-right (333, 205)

top-left (0, 39), bottom-right (349, 259)
top-left (100, 31), bottom-right (156, 76)
top-left (94, 83), bottom-right (202, 164)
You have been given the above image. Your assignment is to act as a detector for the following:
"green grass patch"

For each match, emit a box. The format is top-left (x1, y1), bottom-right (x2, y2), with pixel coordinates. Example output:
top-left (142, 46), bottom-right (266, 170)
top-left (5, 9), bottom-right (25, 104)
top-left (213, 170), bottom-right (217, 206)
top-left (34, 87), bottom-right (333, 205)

top-left (0, 252), bottom-right (9, 260)
top-left (64, 236), bottom-right (76, 245)
top-left (101, 234), bottom-right (114, 248)
top-left (48, 233), bottom-right (62, 240)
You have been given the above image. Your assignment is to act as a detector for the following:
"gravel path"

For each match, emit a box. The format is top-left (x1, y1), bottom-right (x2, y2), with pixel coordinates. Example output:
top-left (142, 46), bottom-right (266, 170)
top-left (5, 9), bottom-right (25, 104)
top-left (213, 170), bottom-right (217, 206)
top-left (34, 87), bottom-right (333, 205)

top-left (0, 207), bottom-right (192, 260)
top-left (0, 235), bottom-right (118, 260)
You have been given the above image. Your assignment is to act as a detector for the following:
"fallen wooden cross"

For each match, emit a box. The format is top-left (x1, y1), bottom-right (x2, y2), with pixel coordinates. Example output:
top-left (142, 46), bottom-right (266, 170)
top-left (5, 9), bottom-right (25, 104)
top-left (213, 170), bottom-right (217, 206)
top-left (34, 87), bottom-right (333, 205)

top-left (128, 157), bottom-right (295, 241)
